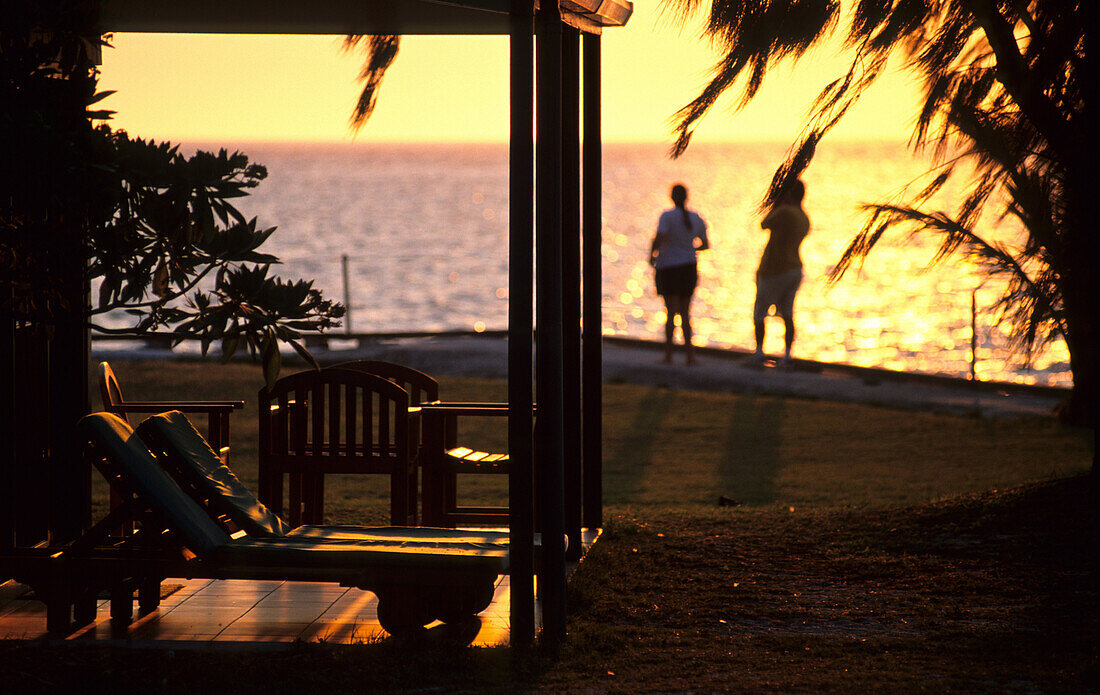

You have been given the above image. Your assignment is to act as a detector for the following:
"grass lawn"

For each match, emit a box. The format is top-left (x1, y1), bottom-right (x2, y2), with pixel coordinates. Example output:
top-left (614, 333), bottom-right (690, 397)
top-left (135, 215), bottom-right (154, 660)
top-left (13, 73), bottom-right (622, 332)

top-left (1, 358), bottom-right (1093, 693)
top-left (89, 359), bottom-right (1091, 518)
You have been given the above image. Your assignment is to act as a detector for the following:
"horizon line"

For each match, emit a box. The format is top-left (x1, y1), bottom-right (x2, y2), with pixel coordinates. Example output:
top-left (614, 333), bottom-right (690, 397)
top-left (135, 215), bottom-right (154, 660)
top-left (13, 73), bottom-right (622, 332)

top-left (169, 135), bottom-right (912, 148)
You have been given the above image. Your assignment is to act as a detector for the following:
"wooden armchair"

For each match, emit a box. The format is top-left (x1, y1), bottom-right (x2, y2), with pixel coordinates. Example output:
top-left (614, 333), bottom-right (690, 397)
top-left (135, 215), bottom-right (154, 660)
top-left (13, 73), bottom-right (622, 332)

top-left (419, 403), bottom-right (528, 528)
top-left (323, 361), bottom-right (519, 528)
top-left (257, 368), bottom-right (418, 527)
top-left (98, 361), bottom-right (243, 464)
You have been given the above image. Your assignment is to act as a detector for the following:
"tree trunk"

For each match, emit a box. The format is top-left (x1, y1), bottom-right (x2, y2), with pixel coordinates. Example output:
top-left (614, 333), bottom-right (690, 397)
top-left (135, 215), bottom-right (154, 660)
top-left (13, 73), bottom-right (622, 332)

top-left (1057, 156), bottom-right (1097, 432)
top-left (1060, 316), bottom-right (1097, 428)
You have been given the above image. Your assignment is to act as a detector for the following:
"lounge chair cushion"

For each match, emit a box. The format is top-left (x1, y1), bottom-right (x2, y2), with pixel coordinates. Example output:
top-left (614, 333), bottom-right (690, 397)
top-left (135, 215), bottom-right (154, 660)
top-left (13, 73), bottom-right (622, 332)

top-left (78, 413), bottom-right (232, 556)
top-left (137, 411), bottom-right (290, 538)
top-left (280, 529), bottom-right (512, 553)
top-left (282, 526), bottom-right (509, 546)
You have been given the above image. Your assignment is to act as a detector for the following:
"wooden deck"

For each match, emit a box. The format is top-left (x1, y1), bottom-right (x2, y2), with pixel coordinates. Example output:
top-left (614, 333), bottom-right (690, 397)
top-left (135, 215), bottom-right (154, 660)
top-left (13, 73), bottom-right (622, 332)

top-left (0, 530), bottom-right (597, 648)
top-left (0, 576), bottom-right (514, 647)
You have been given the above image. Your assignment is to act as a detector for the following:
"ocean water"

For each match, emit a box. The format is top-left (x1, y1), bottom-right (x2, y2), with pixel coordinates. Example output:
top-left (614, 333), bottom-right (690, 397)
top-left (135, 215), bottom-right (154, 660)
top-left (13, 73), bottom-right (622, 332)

top-left (171, 140), bottom-right (1069, 387)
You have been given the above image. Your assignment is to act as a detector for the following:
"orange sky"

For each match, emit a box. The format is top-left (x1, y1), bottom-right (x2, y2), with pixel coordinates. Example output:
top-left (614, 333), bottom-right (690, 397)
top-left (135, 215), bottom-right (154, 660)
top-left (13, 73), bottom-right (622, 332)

top-left (97, 3), bottom-right (923, 145)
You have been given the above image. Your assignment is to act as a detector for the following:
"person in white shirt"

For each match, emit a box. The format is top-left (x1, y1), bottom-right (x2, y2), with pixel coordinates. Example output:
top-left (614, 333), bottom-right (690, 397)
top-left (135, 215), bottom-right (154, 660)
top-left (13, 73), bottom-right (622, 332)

top-left (650, 183), bottom-right (710, 364)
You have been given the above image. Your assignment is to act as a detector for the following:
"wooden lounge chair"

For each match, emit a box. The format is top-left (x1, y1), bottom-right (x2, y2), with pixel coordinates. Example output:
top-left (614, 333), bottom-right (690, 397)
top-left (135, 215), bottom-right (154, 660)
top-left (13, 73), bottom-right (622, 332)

top-left (59, 412), bottom-right (506, 636)
top-left (257, 368), bottom-right (418, 527)
top-left (137, 410), bottom-right (514, 554)
top-left (137, 408), bottom-right (549, 570)
top-left (98, 361), bottom-right (243, 464)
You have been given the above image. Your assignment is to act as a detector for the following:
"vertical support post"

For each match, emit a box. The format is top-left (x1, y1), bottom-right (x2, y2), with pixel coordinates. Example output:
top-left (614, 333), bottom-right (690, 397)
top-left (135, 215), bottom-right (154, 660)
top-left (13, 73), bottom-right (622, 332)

top-left (581, 32), bottom-right (603, 530)
top-left (14, 328), bottom-right (51, 545)
top-left (2, 0), bottom-right (98, 565)
top-left (48, 242), bottom-right (91, 545)
top-left (535, 0), bottom-right (567, 646)
top-left (508, 0), bottom-right (536, 647)
top-left (0, 289), bottom-right (13, 551)
top-left (970, 289), bottom-right (978, 381)
top-left (561, 25), bottom-right (583, 560)
top-left (341, 254), bottom-right (352, 334)
top-left (49, 28), bottom-right (97, 549)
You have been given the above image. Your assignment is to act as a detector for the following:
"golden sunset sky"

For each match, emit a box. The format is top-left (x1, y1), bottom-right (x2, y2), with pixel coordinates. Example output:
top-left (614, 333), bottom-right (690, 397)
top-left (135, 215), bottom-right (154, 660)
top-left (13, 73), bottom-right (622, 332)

top-left (97, 3), bottom-right (922, 145)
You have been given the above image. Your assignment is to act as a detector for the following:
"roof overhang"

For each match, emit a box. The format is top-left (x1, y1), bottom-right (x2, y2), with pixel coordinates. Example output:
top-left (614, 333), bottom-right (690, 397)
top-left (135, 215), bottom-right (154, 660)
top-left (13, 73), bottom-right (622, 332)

top-left (97, 0), bottom-right (632, 35)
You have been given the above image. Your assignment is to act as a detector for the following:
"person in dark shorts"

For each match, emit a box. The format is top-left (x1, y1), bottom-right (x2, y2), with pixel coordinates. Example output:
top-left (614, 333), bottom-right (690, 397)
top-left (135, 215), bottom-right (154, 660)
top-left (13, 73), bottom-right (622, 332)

top-left (650, 183), bottom-right (709, 364)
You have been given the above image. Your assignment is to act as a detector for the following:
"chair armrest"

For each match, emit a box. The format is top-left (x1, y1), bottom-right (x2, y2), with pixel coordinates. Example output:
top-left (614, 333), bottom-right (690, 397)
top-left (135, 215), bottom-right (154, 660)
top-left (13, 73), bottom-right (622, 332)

top-left (417, 402), bottom-right (536, 453)
top-left (109, 401), bottom-right (244, 413)
top-left (418, 402), bottom-right (535, 417)
top-left (420, 405), bottom-right (509, 418)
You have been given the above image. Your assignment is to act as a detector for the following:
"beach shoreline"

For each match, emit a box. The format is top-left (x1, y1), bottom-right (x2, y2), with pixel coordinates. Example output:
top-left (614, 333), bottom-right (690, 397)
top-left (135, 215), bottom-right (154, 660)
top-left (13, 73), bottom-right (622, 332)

top-left (92, 333), bottom-right (1068, 420)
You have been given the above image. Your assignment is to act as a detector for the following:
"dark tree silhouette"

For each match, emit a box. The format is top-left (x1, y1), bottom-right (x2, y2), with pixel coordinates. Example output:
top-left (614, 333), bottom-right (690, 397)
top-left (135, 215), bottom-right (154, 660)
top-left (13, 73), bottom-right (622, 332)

top-left (664, 0), bottom-right (1094, 425)
top-left (2, 5), bottom-right (345, 386)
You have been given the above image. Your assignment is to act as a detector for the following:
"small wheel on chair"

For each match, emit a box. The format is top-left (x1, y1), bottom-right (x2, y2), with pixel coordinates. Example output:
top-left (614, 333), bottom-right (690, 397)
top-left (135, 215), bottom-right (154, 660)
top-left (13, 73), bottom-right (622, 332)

top-left (73, 590), bottom-right (98, 627)
top-left (433, 581), bottom-right (496, 625)
top-left (375, 590), bottom-right (434, 636)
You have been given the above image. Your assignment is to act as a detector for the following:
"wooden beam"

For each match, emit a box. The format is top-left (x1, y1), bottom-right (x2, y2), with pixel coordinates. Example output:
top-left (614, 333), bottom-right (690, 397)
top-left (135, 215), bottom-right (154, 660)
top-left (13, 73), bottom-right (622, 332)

top-left (561, 24), bottom-right (582, 561)
top-left (98, 0), bottom-right (632, 35)
top-left (535, 0), bottom-right (566, 646)
top-left (507, 0), bottom-right (536, 647)
top-left (99, 0), bottom-right (511, 34)
top-left (581, 31), bottom-right (602, 530)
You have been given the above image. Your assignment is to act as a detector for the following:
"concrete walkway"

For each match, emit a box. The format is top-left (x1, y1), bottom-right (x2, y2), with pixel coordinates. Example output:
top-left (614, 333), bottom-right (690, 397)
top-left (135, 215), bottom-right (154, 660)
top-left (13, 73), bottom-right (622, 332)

top-left (284, 334), bottom-right (1067, 420)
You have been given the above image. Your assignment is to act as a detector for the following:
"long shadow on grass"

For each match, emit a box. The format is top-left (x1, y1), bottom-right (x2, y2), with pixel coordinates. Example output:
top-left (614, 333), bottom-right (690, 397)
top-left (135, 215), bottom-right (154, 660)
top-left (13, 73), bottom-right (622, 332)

top-left (603, 387), bottom-right (677, 504)
top-left (718, 394), bottom-right (786, 505)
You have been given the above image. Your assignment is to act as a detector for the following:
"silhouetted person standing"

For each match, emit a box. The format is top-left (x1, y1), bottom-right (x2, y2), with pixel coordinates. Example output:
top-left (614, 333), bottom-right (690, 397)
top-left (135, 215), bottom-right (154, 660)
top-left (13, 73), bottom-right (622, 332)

top-left (650, 183), bottom-right (709, 364)
top-left (754, 179), bottom-right (809, 363)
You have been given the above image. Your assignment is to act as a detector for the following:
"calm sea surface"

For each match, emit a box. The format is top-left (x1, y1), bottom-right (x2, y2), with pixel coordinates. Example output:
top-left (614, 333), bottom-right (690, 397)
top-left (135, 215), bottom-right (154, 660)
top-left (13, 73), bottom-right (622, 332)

top-left (165, 141), bottom-right (1069, 387)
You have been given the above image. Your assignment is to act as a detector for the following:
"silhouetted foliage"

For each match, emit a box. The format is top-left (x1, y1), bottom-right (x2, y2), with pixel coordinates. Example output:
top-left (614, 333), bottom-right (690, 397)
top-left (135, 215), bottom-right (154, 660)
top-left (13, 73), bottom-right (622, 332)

top-left (2, 2), bottom-right (344, 384)
top-left (664, 0), bottom-right (1094, 424)
top-left (85, 128), bottom-right (344, 378)
top-left (345, 34), bottom-right (401, 131)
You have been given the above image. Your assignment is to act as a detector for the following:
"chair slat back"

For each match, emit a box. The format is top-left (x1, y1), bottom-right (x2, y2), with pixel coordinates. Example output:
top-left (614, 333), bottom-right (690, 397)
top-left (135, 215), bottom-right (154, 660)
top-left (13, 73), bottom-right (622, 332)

top-left (260, 369), bottom-right (409, 468)
top-left (96, 360), bottom-right (241, 464)
top-left (99, 362), bottom-right (127, 422)
top-left (258, 369), bottom-right (412, 524)
top-left (327, 360), bottom-right (440, 406)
